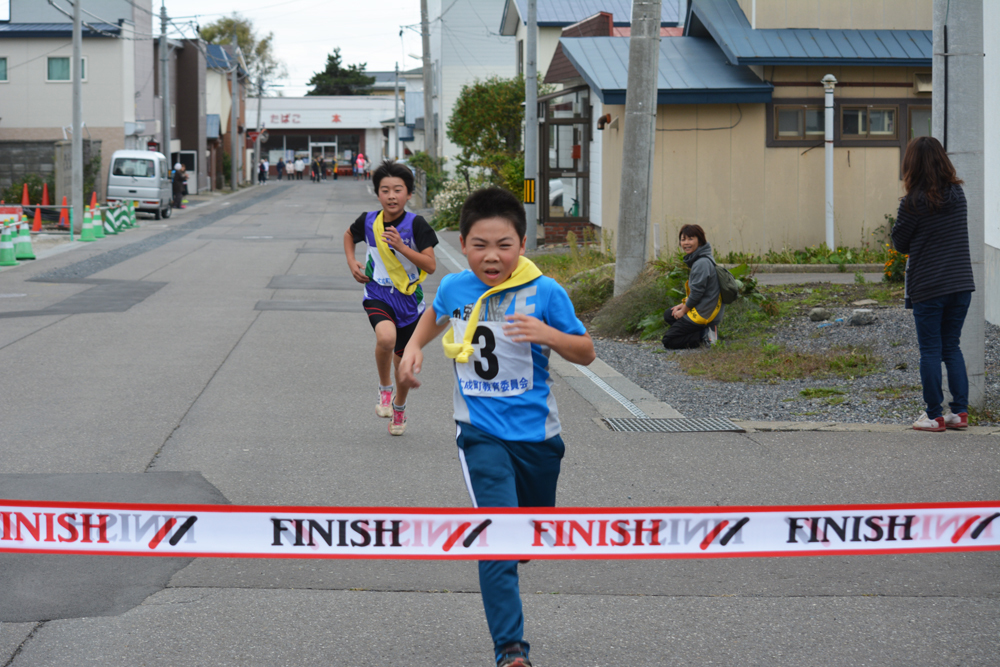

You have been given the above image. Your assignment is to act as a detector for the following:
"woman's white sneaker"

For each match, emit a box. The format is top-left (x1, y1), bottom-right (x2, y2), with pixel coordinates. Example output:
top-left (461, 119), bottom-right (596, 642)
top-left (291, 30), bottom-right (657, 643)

top-left (913, 412), bottom-right (946, 432)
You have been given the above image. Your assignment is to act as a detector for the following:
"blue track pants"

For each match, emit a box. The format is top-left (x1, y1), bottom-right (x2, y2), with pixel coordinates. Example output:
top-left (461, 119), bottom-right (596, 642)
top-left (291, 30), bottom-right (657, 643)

top-left (456, 421), bottom-right (565, 660)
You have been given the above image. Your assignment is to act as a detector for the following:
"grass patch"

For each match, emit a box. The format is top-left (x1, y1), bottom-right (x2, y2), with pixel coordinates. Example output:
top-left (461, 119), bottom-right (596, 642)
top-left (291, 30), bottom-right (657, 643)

top-left (529, 232), bottom-right (615, 316)
top-left (768, 283), bottom-right (904, 311)
top-left (969, 406), bottom-right (1000, 426)
top-left (719, 244), bottom-right (890, 266)
top-left (870, 384), bottom-right (921, 400)
top-left (677, 343), bottom-right (880, 383)
top-left (800, 387), bottom-right (846, 399)
top-left (590, 258), bottom-right (686, 338)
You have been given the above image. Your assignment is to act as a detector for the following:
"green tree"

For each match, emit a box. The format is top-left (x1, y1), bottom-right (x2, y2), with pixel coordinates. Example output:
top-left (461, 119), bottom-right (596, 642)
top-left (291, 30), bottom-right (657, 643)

top-left (200, 14), bottom-right (286, 95)
top-left (446, 76), bottom-right (529, 196)
top-left (306, 48), bottom-right (375, 96)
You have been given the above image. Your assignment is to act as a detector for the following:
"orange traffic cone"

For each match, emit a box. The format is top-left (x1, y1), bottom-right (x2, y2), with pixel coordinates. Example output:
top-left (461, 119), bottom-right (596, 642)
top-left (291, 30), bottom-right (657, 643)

top-left (41, 183), bottom-right (50, 206)
top-left (90, 191), bottom-right (98, 210)
top-left (31, 206), bottom-right (43, 233)
top-left (21, 183), bottom-right (30, 206)
top-left (58, 196), bottom-right (69, 228)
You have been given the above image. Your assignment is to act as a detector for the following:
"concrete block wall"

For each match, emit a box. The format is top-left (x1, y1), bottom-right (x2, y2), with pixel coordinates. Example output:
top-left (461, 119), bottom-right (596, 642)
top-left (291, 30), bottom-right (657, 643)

top-left (0, 141), bottom-right (56, 197)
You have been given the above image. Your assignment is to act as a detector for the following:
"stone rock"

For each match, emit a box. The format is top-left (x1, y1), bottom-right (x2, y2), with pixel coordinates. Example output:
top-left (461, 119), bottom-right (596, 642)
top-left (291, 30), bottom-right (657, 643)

top-left (849, 309), bottom-right (877, 326)
top-left (809, 307), bottom-right (833, 322)
top-left (852, 299), bottom-right (879, 306)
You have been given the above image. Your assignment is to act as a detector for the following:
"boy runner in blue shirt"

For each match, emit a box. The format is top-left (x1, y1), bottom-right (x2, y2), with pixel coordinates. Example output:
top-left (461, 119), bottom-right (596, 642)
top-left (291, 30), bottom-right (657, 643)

top-left (344, 160), bottom-right (438, 435)
top-left (398, 187), bottom-right (595, 667)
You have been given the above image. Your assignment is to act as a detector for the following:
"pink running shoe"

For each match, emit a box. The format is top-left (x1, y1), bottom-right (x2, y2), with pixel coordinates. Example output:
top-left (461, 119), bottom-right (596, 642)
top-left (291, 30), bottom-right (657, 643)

top-left (388, 404), bottom-right (406, 436)
top-left (376, 389), bottom-right (393, 418)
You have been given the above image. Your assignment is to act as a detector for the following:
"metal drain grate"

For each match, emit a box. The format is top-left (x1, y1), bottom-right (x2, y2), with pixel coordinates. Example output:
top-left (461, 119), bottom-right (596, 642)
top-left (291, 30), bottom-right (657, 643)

top-left (603, 417), bottom-right (745, 433)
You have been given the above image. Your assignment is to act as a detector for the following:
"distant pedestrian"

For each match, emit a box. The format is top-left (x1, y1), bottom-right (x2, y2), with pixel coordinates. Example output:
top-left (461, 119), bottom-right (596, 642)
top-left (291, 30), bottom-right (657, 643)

top-left (311, 156), bottom-right (320, 182)
top-left (364, 157), bottom-right (371, 180)
top-left (258, 160), bottom-right (266, 185)
top-left (355, 153), bottom-right (365, 181)
top-left (172, 162), bottom-right (185, 208)
top-left (276, 158), bottom-right (285, 181)
top-left (319, 156), bottom-right (327, 181)
top-left (294, 157), bottom-right (305, 180)
top-left (891, 136), bottom-right (975, 432)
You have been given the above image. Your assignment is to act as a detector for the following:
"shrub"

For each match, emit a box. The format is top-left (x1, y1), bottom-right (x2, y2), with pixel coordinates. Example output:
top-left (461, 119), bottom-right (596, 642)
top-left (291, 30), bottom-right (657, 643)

top-left (590, 256), bottom-right (687, 339)
top-left (430, 177), bottom-right (488, 230)
top-left (2, 173), bottom-right (54, 205)
top-left (408, 151), bottom-right (447, 203)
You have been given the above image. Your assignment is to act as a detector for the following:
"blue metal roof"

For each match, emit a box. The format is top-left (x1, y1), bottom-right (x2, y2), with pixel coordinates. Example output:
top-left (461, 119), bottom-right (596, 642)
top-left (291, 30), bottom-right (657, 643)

top-left (0, 22), bottom-right (120, 38)
top-left (687, 0), bottom-right (932, 66)
top-left (501, 0), bottom-right (680, 33)
top-left (560, 36), bottom-right (773, 105)
top-left (205, 44), bottom-right (232, 70)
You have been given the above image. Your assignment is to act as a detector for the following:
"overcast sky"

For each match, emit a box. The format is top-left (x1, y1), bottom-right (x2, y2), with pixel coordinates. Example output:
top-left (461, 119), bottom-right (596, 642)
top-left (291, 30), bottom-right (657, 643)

top-left (159, 0), bottom-right (424, 96)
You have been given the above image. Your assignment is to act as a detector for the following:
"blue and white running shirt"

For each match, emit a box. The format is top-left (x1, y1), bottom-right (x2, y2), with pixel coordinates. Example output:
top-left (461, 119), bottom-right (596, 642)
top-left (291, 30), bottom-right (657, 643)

top-left (432, 270), bottom-right (587, 442)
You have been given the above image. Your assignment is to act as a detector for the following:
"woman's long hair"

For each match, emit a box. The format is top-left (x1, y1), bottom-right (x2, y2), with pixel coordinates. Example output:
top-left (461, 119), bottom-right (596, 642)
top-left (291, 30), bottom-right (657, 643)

top-left (901, 136), bottom-right (963, 211)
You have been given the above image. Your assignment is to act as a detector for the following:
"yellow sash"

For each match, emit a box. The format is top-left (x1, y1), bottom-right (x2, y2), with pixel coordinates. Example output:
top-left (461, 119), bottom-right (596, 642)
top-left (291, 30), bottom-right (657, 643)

top-left (683, 280), bottom-right (721, 325)
top-left (443, 256), bottom-right (543, 363)
top-left (373, 211), bottom-right (427, 295)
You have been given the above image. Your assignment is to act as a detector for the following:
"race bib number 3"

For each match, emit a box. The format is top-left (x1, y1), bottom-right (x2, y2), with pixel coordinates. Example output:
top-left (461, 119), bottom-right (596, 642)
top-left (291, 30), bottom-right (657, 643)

top-left (452, 319), bottom-right (533, 397)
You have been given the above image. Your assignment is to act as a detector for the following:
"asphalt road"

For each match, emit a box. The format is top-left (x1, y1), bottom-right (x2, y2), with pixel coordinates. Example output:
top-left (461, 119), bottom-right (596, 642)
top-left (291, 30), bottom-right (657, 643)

top-left (0, 180), bottom-right (997, 666)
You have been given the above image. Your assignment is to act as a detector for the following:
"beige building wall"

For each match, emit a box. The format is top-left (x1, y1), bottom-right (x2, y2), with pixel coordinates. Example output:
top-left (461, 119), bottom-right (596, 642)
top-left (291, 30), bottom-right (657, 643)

top-left (735, 0), bottom-right (931, 30)
top-left (600, 99), bottom-right (906, 259)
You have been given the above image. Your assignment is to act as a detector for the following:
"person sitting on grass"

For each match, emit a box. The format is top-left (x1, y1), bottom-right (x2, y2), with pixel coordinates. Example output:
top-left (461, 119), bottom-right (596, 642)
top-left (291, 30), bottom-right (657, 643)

top-left (662, 224), bottom-right (723, 349)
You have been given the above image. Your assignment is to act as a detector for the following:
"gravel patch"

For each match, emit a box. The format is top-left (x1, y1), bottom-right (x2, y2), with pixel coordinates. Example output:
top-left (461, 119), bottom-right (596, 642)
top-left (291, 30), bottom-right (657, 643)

top-left (594, 307), bottom-right (999, 426)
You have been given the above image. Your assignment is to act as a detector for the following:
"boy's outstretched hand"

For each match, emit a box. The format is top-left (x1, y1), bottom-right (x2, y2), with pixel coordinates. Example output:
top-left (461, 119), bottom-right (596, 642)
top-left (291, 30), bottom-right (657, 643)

top-left (397, 347), bottom-right (423, 390)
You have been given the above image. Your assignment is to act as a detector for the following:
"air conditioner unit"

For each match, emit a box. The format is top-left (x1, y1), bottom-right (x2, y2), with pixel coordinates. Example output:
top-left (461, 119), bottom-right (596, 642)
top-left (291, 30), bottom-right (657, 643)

top-left (914, 73), bottom-right (932, 94)
top-left (124, 121), bottom-right (146, 136)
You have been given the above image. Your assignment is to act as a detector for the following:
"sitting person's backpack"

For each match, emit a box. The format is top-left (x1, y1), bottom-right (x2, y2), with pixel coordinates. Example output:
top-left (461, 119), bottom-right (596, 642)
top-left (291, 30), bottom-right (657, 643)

top-left (711, 259), bottom-right (740, 304)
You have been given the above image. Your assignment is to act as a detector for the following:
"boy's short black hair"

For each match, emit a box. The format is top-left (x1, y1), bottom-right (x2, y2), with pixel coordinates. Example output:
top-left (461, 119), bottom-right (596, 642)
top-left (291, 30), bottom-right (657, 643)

top-left (372, 160), bottom-right (415, 193)
top-left (459, 187), bottom-right (526, 240)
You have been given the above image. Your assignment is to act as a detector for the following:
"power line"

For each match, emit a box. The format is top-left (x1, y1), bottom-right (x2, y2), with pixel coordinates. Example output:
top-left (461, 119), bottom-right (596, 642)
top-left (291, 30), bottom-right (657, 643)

top-left (4, 41), bottom-right (74, 72)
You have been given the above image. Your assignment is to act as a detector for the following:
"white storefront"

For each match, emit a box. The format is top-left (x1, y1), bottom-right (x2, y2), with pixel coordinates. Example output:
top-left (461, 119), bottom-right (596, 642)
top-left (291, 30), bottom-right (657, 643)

top-left (247, 96), bottom-right (397, 174)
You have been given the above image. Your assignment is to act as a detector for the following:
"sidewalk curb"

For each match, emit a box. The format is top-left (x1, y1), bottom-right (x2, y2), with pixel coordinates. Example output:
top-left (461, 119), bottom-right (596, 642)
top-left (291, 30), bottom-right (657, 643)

top-left (734, 420), bottom-right (1000, 435)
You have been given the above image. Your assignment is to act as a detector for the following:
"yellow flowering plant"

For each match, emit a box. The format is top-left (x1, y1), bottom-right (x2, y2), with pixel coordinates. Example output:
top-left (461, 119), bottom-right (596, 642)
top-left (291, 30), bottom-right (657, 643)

top-left (883, 244), bottom-right (907, 283)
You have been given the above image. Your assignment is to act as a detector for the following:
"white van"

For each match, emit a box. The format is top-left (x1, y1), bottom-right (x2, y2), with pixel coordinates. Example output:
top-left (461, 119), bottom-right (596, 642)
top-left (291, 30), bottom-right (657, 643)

top-left (106, 150), bottom-right (172, 219)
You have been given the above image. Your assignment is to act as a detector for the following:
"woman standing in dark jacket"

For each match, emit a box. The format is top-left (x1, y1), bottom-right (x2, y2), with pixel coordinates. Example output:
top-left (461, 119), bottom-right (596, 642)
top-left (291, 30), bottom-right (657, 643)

top-left (891, 136), bottom-right (975, 432)
top-left (662, 224), bottom-right (724, 349)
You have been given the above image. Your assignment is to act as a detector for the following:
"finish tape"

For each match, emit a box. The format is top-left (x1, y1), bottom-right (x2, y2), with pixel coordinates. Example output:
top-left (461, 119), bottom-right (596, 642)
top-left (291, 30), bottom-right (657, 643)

top-left (1, 500), bottom-right (997, 560)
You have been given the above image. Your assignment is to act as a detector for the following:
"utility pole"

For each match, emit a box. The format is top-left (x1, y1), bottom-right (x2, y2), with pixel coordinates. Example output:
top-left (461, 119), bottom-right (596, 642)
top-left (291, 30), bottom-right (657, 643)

top-left (420, 0), bottom-right (436, 161)
top-left (933, 0), bottom-right (985, 409)
top-left (71, 0), bottom-right (82, 232)
top-left (394, 62), bottom-right (401, 160)
top-left (230, 33), bottom-right (239, 191)
top-left (253, 78), bottom-right (263, 182)
top-left (524, 0), bottom-right (538, 250)
top-left (614, 0), bottom-right (661, 295)
top-left (160, 1), bottom-right (171, 169)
